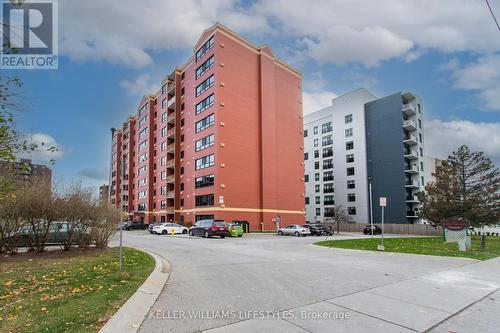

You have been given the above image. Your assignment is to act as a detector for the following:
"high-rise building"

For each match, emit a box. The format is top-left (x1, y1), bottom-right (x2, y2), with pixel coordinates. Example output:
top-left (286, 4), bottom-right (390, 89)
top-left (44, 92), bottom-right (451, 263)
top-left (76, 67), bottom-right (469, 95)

top-left (0, 158), bottom-right (52, 188)
top-left (304, 88), bottom-right (426, 224)
top-left (98, 184), bottom-right (110, 206)
top-left (109, 23), bottom-right (305, 230)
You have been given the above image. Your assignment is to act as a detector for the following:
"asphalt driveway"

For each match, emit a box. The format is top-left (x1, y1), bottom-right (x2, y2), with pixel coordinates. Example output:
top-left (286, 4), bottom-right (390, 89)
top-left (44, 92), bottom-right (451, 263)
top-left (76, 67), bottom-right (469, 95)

top-left (113, 232), bottom-right (500, 333)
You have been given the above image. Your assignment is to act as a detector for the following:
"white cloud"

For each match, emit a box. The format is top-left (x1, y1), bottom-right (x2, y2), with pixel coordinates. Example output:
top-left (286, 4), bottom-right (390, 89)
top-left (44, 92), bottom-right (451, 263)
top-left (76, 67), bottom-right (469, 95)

top-left (425, 119), bottom-right (500, 165)
top-left (446, 55), bottom-right (500, 111)
top-left (120, 74), bottom-right (158, 96)
top-left (22, 133), bottom-right (63, 164)
top-left (302, 91), bottom-right (337, 115)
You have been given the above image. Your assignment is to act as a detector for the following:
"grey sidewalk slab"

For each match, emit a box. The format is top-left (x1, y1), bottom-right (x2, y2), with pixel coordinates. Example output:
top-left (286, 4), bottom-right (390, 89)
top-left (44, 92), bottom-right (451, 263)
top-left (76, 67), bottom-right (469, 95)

top-left (203, 317), bottom-right (307, 333)
top-left (284, 301), bottom-right (412, 333)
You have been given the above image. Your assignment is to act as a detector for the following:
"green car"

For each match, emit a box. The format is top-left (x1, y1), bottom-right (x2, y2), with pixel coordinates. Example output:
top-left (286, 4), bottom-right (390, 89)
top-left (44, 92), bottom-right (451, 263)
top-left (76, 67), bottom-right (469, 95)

top-left (228, 224), bottom-right (243, 237)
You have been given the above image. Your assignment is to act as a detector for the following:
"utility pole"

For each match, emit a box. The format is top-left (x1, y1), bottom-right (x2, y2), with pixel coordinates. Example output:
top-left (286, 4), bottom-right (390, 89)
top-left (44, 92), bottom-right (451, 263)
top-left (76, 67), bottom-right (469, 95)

top-left (369, 180), bottom-right (374, 238)
top-left (119, 159), bottom-right (125, 272)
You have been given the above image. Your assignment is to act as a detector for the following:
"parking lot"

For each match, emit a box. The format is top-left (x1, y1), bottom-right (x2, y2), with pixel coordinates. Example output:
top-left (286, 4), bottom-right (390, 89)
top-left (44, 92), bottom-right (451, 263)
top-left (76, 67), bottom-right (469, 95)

top-left (114, 230), bottom-right (500, 333)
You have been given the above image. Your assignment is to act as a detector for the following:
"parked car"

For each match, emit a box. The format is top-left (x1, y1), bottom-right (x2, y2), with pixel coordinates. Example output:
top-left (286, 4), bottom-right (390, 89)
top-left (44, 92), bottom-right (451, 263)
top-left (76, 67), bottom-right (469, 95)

top-left (319, 224), bottom-right (334, 236)
top-left (363, 225), bottom-right (382, 235)
top-left (302, 224), bottom-right (323, 236)
top-left (148, 222), bottom-right (162, 233)
top-left (122, 221), bottom-right (147, 230)
top-left (189, 219), bottom-right (228, 238)
top-left (152, 223), bottom-right (189, 235)
top-left (277, 225), bottom-right (311, 237)
top-left (227, 224), bottom-right (243, 237)
top-left (10, 222), bottom-right (90, 247)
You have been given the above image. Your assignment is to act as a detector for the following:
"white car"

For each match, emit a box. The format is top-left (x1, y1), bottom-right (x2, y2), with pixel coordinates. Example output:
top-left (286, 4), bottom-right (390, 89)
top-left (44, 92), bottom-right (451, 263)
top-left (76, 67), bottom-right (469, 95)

top-left (277, 225), bottom-right (311, 237)
top-left (152, 223), bottom-right (189, 235)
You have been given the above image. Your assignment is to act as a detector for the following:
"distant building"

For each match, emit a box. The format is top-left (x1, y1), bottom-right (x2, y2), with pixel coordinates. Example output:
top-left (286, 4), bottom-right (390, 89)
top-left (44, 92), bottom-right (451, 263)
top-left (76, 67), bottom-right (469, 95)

top-left (424, 156), bottom-right (442, 186)
top-left (0, 158), bottom-right (52, 188)
top-left (99, 184), bottom-right (110, 206)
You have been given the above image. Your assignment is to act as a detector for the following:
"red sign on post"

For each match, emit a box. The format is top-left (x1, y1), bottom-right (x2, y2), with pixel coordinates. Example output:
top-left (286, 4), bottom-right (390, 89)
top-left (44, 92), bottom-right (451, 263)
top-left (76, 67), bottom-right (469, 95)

top-left (442, 217), bottom-right (468, 231)
top-left (379, 197), bottom-right (387, 207)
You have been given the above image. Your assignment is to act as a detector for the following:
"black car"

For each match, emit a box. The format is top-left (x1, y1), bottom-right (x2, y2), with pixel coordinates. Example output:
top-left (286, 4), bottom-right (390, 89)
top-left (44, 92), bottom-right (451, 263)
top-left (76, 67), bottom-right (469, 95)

top-left (319, 224), bottom-right (334, 236)
top-left (123, 221), bottom-right (147, 230)
top-left (302, 224), bottom-right (323, 236)
top-left (363, 225), bottom-right (382, 235)
top-left (189, 219), bottom-right (228, 238)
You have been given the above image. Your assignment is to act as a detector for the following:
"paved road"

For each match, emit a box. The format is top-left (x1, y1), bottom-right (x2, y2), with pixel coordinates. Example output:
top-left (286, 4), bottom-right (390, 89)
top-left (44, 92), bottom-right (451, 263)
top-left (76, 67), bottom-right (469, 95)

top-left (114, 232), bottom-right (500, 333)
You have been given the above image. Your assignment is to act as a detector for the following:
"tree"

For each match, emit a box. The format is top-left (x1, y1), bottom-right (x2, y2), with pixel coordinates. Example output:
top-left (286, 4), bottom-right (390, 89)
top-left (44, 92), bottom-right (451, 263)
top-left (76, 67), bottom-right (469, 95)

top-left (418, 145), bottom-right (500, 226)
top-left (324, 205), bottom-right (351, 235)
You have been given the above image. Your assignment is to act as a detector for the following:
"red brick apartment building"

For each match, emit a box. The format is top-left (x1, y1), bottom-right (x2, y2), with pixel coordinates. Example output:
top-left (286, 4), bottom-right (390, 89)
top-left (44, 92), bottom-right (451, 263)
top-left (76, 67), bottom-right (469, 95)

top-left (109, 23), bottom-right (305, 231)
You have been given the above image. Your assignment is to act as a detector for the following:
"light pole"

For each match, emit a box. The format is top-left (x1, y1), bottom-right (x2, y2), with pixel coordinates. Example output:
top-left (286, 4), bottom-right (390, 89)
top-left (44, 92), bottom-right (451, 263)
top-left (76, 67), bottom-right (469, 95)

top-left (119, 159), bottom-right (125, 272)
top-left (369, 178), bottom-right (374, 238)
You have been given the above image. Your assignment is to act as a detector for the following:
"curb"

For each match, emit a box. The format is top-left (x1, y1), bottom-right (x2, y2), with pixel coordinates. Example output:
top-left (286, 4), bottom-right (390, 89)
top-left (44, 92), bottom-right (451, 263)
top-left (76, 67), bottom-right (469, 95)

top-left (99, 250), bottom-right (170, 333)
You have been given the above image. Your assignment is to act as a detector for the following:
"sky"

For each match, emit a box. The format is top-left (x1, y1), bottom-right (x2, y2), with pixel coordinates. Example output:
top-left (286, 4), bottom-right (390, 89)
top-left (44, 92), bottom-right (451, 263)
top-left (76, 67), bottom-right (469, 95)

top-left (4, 0), bottom-right (500, 190)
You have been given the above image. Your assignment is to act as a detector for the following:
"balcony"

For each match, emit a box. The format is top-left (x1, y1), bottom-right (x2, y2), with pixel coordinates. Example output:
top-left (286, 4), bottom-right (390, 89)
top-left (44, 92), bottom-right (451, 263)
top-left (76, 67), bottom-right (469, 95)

top-left (167, 143), bottom-right (175, 152)
top-left (167, 129), bottom-right (175, 138)
top-left (405, 179), bottom-right (420, 188)
top-left (405, 164), bottom-right (419, 174)
top-left (324, 201), bottom-right (335, 206)
top-left (406, 210), bottom-right (419, 218)
top-left (402, 120), bottom-right (417, 131)
top-left (167, 83), bottom-right (175, 97)
top-left (166, 175), bottom-right (175, 183)
top-left (166, 160), bottom-right (175, 168)
top-left (406, 195), bottom-right (419, 203)
top-left (167, 113), bottom-right (175, 124)
top-left (167, 191), bottom-right (175, 198)
top-left (403, 134), bottom-right (418, 146)
top-left (167, 97), bottom-right (175, 111)
top-left (404, 149), bottom-right (419, 160)
top-left (167, 208), bottom-right (175, 214)
top-left (402, 103), bottom-right (416, 116)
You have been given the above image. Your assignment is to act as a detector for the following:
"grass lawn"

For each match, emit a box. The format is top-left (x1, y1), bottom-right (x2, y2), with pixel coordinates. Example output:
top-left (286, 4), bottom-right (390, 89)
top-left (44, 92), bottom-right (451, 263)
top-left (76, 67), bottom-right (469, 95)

top-left (316, 236), bottom-right (500, 261)
top-left (0, 247), bottom-right (155, 333)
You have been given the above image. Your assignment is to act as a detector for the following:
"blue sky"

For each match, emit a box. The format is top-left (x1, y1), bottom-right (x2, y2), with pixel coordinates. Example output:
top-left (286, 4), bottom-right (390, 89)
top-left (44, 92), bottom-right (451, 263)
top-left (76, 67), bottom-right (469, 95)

top-left (4, 0), bottom-right (500, 190)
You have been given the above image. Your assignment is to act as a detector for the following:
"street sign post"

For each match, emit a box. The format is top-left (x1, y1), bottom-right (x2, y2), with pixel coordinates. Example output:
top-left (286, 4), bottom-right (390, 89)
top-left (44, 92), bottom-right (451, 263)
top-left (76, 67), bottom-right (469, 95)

top-left (378, 197), bottom-right (387, 251)
top-left (369, 182), bottom-right (374, 238)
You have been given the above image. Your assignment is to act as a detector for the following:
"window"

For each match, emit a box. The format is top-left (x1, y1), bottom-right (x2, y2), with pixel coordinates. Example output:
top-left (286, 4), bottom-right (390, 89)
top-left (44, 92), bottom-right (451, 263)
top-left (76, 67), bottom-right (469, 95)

top-left (138, 128), bottom-right (148, 140)
top-left (195, 75), bottom-right (214, 96)
top-left (347, 193), bottom-right (356, 202)
top-left (196, 114), bottom-right (215, 133)
top-left (195, 36), bottom-right (214, 62)
top-left (195, 94), bottom-right (215, 115)
top-left (418, 104), bottom-right (421, 113)
top-left (138, 115), bottom-right (148, 127)
top-left (138, 103), bottom-right (148, 116)
top-left (138, 178), bottom-right (147, 187)
top-left (323, 171), bottom-right (334, 181)
top-left (138, 140), bottom-right (147, 151)
top-left (162, 98), bottom-right (167, 108)
top-left (323, 159), bottom-right (333, 170)
top-left (347, 180), bottom-right (355, 189)
top-left (138, 165), bottom-right (147, 175)
top-left (313, 126), bottom-right (318, 135)
top-left (345, 128), bottom-right (353, 138)
top-left (421, 176), bottom-right (424, 185)
top-left (304, 130), bottom-right (308, 137)
top-left (314, 161), bottom-right (319, 170)
top-left (315, 208), bottom-right (321, 216)
top-left (324, 195), bottom-right (334, 205)
top-left (160, 127), bottom-right (166, 137)
top-left (322, 147), bottom-right (333, 158)
top-left (347, 167), bottom-right (355, 176)
top-left (322, 135), bottom-right (332, 146)
top-left (418, 119), bottom-right (422, 129)
top-left (304, 174), bottom-right (309, 182)
top-left (315, 196), bottom-right (320, 204)
top-left (322, 122), bottom-right (332, 133)
top-left (195, 154), bottom-right (215, 170)
top-left (348, 207), bottom-right (356, 215)
top-left (162, 84), bottom-right (167, 94)
top-left (315, 173), bottom-right (320, 181)
top-left (195, 174), bottom-right (214, 188)
top-left (324, 183), bottom-right (334, 193)
top-left (195, 134), bottom-right (215, 152)
top-left (161, 141), bottom-right (167, 151)
top-left (138, 191), bottom-right (147, 199)
top-left (315, 184), bottom-right (320, 193)
top-left (196, 56), bottom-right (214, 79)
top-left (161, 200), bottom-right (166, 210)
top-left (345, 114), bottom-right (353, 124)
top-left (314, 150), bottom-right (319, 158)
top-left (305, 197), bottom-right (310, 205)
top-left (195, 194), bottom-right (214, 207)
top-left (420, 161), bottom-right (424, 171)
top-left (346, 141), bottom-right (354, 150)
top-left (138, 203), bottom-right (147, 211)
top-left (420, 147), bottom-right (423, 157)
top-left (324, 207), bottom-right (335, 217)
top-left (161, 112), bottom-right (167, 123)
top-left (160, 186), bottom-right (167, 195)
top-left (304, 152), bottom-right (308, 160)
top-left (313, 138), bottom-right (319, 147)
top-left (138, 152), bottom-right (147, 163)
top-left (346, 154), bottom-right (354, 163)
top-left (161, 171), bottom-right (167, 180)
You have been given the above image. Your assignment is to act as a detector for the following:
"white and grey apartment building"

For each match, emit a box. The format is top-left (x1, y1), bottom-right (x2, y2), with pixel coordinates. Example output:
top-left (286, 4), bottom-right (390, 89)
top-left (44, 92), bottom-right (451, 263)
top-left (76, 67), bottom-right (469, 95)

top-left (303, 88), bottom-right (426, 225)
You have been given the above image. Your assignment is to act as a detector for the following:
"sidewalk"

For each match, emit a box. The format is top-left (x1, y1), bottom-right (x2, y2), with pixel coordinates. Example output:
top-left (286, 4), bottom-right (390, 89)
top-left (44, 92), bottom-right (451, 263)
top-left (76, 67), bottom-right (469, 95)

top-left (205, 257), bottom-right (500, 332)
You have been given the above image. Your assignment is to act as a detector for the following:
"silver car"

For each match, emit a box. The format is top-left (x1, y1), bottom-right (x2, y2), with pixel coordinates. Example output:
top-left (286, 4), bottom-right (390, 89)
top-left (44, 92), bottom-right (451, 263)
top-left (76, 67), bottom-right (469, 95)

top-left (277, 225), bottom-right (311, 237)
